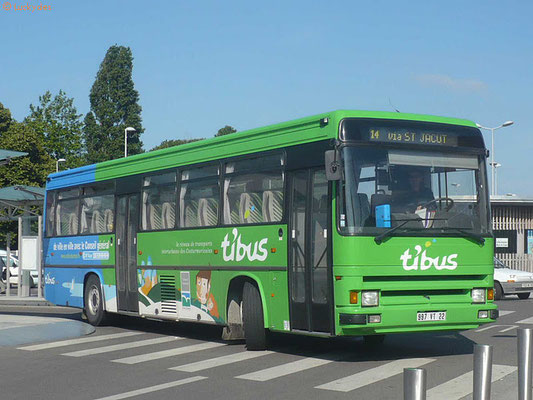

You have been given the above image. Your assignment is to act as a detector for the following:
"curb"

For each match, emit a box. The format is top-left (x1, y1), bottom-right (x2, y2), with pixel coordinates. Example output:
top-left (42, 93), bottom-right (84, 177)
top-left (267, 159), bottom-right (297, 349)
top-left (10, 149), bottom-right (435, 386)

top-left (0, 297), bottom-right (53, 307)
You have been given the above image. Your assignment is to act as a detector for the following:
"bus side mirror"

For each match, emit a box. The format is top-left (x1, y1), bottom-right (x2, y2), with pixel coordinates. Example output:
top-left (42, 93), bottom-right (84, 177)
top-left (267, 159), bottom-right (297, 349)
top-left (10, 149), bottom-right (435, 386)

top-left (325, 150), bottom-right (342, 181)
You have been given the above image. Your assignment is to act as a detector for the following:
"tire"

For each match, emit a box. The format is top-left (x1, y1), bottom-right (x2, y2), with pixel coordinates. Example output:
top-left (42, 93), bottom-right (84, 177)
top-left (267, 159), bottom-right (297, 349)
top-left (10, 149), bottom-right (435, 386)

top-left (494, 282), bottom-right (503, 300)
top-left (242, 281), bottom-right (267, 350)
top-left (364, 334), bottom-right (386, 347)
top-left (518, 293), bottom-right (531, 300)
top-left (84, 275), bottom-right (107, 326)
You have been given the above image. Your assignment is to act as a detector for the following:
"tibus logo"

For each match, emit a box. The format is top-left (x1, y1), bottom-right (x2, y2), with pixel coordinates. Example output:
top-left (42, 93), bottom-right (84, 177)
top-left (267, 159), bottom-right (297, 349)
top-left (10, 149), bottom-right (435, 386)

top-left (221, 228), bottom-right (268, 262)
top-left (400, 245), bottom-right (458, 271)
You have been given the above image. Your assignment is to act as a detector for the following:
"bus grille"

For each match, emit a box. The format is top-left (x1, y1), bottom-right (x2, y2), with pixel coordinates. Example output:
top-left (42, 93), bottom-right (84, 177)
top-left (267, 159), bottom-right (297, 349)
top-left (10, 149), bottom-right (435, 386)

top-left (160, 275), bottom-right (177, 315)
top-left (362, 275), bottom-right (488, 305)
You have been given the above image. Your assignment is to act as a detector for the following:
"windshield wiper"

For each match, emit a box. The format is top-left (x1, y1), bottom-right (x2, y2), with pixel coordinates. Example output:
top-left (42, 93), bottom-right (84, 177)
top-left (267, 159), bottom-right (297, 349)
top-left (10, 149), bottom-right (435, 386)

top-left (374, 219), bottom-right (413, 244)
top-left (438, 227), bottom-right (485, 245)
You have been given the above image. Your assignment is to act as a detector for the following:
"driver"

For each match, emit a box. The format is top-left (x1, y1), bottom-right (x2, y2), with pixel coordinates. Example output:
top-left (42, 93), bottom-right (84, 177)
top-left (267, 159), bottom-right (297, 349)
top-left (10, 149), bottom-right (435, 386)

top-left (393, 168), bottom-right (434, 213)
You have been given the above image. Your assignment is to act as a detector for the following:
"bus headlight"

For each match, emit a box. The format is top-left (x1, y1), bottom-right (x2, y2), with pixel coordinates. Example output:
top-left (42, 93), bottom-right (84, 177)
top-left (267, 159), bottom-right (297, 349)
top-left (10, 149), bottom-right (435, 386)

top-left (472, 288), bottom-right (486, 303)
top-left (362, 291), bottom-right (379, 307)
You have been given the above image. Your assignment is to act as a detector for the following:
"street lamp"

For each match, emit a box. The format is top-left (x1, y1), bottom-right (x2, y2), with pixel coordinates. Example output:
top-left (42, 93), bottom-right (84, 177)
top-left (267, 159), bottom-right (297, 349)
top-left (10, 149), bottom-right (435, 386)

top-left (124, 127), bottom-right (136, 158)
top-left (56, 158), bottom-right (66, 172)
top-left (451, 183), bottom-right (461, 194)
top-left (475, 120), bottom-right (513, 196)
top-left (490, 162), bottom-right (501, 195)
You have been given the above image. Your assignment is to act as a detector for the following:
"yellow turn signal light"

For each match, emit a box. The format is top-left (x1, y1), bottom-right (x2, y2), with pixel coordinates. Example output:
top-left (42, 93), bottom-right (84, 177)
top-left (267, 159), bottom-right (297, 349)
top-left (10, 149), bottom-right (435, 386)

top-left (349, 291), bottom-right (358, 304)
top-left (487, 288), bottom-right (494, 300)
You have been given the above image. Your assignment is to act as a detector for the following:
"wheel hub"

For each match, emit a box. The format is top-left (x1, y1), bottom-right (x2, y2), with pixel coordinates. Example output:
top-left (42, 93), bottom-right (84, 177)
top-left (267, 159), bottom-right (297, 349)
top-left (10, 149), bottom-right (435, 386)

top-left (88, 286), bottom-right (100, 315)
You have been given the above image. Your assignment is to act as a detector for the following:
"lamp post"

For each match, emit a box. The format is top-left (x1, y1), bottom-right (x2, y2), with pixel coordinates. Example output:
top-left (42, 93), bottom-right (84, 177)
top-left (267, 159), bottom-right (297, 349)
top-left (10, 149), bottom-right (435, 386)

top-left (475, 121), bottom-right (514, 196)
top-left (56, 158), bottom-right (66, 172)
top-left (124, 127), bottom-right (136, 158)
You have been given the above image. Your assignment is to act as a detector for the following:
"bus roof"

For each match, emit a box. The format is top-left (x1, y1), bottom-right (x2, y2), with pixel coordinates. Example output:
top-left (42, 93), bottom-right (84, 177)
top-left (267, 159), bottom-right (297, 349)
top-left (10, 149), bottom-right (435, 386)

top-left (46, 110), bottom-right (477, 190)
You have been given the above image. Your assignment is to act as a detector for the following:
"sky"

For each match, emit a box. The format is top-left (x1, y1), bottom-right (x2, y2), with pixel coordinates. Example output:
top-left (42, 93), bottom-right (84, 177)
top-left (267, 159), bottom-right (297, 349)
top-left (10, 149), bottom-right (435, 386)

top-left (1, 0), bottom-right (532, 196)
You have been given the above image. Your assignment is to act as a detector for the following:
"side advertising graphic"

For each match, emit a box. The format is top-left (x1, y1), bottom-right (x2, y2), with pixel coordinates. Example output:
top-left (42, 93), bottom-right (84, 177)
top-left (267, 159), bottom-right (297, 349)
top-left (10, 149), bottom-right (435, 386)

top-left (136, 225), bottom-right (286, 324)
top-left (43, 235), bottom-right (116, 310)
top-left (44, 235), bottom-right (115, 266)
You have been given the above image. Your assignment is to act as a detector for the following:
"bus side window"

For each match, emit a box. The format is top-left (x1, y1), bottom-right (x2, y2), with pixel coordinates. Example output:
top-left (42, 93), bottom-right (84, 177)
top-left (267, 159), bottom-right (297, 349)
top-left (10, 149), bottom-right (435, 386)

top-left (45, 192), bottom-right (56, 237)
top-left (223, 171), bottom-right (283, 225)
top-left (179, 165), bottom-right (219, 228)
top-left (56, 198), bottom-right (79, 236)
top-left (141, 172), bottom-right (177, 231)
top-left (80, 194), bottom-right (115, 234)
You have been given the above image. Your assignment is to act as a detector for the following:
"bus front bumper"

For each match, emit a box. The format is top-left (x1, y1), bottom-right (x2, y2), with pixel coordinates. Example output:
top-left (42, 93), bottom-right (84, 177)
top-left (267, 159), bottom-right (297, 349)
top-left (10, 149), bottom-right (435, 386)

top-left (336, 303), bottom-right (498, 336)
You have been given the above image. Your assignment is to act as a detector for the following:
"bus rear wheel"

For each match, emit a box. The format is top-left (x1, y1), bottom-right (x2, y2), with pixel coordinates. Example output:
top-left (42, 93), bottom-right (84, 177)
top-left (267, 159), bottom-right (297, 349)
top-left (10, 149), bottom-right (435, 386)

top-left (84, 275), bottom-right (107, 326)
top-left (242, 281), bottom-right (267, 350)
top-left (518, 293), bottom-right (530, 300)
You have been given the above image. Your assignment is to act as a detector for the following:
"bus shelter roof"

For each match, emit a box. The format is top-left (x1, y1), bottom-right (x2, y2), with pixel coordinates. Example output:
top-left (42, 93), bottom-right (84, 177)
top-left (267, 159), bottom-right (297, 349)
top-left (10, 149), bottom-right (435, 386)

top-left (0, 186), bottom-right (45, 221)
top-left (0, 149), bottom-right (28, 165)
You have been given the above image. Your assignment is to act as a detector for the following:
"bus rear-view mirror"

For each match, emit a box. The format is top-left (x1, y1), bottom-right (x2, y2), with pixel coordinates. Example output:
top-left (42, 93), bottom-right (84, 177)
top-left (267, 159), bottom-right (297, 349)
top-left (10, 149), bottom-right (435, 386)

top-left (325, 150), bottom-right (342, 181)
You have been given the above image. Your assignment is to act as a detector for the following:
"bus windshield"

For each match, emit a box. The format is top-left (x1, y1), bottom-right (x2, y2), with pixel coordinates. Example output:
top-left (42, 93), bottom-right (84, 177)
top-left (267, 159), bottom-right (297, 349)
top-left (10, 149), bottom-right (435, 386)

top-left (338, 146), bottom-right (490, 236)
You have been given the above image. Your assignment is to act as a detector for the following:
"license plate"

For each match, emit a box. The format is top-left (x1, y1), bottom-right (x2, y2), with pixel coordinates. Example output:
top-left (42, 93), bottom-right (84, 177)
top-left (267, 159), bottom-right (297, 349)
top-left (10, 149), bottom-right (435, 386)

top-left (522, 283), bottom-right (533, 288)
top-left (417, 311), bottom-right (446, 322)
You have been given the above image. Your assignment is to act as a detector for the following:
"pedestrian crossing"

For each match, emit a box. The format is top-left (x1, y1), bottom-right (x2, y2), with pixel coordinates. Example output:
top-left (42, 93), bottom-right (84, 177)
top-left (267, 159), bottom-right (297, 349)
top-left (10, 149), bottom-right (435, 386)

top-left (315, 358), bottom-right (435, 392)
top-left (16, 332), bottom-right (518, 399)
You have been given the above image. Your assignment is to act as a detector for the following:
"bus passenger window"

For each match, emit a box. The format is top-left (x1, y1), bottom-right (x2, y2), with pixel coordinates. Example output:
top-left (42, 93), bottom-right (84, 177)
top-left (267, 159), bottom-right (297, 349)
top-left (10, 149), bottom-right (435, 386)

top-left (56, 199), bottom-right (79, 236)
top-left (179, 166), bottom-right (219, 228)
top-left (45, 192), bottom-right (56, 237)
top-left (223, 170), bottom-right (283, 225)
top-left (141, 172), bottom-right (177, 231)
top-left (80, 194), bottom-right (115, 234)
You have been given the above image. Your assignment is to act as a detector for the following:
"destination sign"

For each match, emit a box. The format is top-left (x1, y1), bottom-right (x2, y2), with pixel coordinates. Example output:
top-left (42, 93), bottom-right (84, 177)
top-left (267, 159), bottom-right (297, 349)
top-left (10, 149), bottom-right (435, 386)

top-left (368, 128), bottom-right (458, 146)
top-left (339, 118), bottom-right (485, 149)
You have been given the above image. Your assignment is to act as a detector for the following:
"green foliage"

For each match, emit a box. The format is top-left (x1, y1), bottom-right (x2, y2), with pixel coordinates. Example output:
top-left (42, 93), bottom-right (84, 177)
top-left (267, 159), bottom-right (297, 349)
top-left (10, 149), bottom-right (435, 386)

top-left (25, 90), bottom-right (84, 169)
top-left (215, 125), bottom-right (237, 137)
top-left (150, 138), bottom-right (204, 151)
top-left (0, 104), bottom-right (53, 248)
top-left (84, 45), bottom-right (144, 163)
top-left (0, 121), bottom-right (55, 187)
top-left (0, 102), bottom-right (12, 134)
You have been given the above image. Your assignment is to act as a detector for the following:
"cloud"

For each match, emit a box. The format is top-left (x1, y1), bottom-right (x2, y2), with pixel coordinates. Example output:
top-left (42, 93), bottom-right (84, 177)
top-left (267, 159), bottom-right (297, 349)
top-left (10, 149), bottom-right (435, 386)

top-left (415, 74), bottom-right (487, 92)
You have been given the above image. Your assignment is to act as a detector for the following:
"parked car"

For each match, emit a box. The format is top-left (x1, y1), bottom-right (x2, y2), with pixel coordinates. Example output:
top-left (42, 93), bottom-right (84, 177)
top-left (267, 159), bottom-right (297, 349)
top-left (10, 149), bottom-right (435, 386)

top-left (0, 250), bottom-right (38, 287)
top-left (494, 257), bottom-right (533, 300)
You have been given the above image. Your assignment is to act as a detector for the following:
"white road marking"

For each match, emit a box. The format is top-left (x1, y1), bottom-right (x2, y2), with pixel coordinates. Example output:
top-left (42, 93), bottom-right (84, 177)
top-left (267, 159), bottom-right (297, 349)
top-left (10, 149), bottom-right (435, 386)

top-left (315, 358), bottom-right (435, 392)
top-left (516, 316), bottom-right (533, 324)
top-left (92, 376), bottom-right (207, 400)
top-left (236, 354), bottom-right (340, 382)
top-left (171, 350), bottom-right (273, 372)
top-left (18, 332), bottom-right (144, 351)
top-left (475, 324), bottom-right (518, 333)
top-left (112, 341), bottom-right (225, 364)
top-left (500, 326), bottom-right (518, 333)
top-left (62, 336), bottom-right (181, 357)
top-left (426, 364), bottom-right (516, 400)
top-left (498, 310), bottom-right (515, 317)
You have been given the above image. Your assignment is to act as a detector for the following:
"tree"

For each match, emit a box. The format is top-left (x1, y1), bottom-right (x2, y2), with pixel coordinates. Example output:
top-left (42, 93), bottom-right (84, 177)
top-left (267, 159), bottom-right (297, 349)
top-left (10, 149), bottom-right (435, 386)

top-left (150, 138), bottom-right (203, 151)
top-left (215, 125), bottom-right (237, 137)
top-left (0, 102), bottom-right (12, 134)
top-left (26, 90), bottom-right (84, 169)
top-left (0, 121), bottom-right (55, 187)
top-left (84, 45), bottom-right (144, 163)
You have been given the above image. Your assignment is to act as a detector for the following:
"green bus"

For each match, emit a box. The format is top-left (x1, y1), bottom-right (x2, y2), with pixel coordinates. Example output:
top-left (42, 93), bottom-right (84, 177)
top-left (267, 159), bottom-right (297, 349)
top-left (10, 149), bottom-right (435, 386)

top-left (43, 110), bottom-right (497, 350)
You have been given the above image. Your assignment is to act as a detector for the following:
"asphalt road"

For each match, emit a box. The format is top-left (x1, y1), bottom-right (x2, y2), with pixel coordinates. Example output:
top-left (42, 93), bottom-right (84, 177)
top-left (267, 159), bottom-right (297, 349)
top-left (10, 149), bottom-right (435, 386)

top-left (0, 297), bottom-right (530, 400)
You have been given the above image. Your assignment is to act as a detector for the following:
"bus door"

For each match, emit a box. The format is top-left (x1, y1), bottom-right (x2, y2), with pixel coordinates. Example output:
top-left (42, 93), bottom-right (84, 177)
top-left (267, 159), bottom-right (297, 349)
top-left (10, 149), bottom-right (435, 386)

top-left (288, 168), bottom-right (332, 333)
top-left (116, 193), bottom-right (139, 313)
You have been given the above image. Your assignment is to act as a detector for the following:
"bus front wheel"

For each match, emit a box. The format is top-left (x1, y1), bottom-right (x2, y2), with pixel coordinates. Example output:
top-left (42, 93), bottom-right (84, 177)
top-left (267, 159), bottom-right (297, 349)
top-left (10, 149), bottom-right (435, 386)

top-left (242, 281), bottom-right (267, 350)
top-left (84, 275), bottom-right (107, 326)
